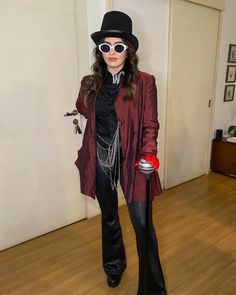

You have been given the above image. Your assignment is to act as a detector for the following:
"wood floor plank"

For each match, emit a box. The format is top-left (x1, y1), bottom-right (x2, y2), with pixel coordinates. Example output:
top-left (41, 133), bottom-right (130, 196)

top-left (0, 172), bottom-right (236, 294)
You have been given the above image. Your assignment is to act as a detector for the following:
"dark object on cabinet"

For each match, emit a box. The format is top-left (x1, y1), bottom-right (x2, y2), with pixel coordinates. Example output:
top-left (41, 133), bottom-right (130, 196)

top-left (215, 129), bottom-right (223, 139)
top-left (210, 139), bottom-right (236, 177)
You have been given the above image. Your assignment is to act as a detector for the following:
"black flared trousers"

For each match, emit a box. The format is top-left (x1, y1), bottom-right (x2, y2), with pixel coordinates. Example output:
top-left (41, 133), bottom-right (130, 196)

top-left (96, 152), bottom-right (167, 295)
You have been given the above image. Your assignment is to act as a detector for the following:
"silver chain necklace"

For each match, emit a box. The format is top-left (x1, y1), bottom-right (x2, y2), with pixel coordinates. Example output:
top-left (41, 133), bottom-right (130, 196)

top-left (96, 122), bottom-right (121, 190)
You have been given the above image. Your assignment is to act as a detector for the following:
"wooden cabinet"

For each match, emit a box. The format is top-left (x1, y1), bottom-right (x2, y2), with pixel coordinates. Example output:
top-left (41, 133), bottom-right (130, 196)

top-left (210, 139), bottom-right (236, 177)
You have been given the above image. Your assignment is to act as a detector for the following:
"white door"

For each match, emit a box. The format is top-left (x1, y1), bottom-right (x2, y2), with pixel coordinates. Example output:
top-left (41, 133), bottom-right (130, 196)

top-left (0, 1), bottom-right (86, 250)
top-left (165, 0), bottom-right (221, 188)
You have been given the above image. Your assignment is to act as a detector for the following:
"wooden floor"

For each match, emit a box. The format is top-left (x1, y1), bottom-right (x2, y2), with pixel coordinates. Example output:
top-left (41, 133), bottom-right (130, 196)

top-left (0, 172), bottom-right (236, 295)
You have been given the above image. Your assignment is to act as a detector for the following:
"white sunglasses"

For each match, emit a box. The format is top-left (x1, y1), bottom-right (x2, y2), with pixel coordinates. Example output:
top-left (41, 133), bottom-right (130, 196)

top-left (98, 43), bottom-right (128, 53)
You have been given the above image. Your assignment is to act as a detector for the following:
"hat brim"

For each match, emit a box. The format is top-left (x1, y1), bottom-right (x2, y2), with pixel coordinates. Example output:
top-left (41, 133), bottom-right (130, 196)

top-left (91, 30), bottom-right (139, 51)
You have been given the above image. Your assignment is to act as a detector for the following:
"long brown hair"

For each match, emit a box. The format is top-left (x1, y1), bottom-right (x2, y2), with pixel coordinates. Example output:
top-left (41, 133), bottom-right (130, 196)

top-left (80, 38), bottom-right (139, 105)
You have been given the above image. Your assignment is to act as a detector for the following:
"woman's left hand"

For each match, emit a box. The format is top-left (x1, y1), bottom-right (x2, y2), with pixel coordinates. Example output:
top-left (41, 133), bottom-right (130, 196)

top-left (135, 153), bottom-right (160, 172)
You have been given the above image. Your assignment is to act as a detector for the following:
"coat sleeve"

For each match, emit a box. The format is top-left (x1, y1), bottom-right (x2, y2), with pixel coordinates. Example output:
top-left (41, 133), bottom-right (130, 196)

top-left (140, 75), bottom-right (160, 156)
top-left (75, 76), bottom-right (88, 119)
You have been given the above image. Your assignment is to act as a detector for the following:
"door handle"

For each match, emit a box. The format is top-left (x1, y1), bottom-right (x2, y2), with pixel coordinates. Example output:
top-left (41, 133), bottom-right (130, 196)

top-left (64, 110), bottom-right (78, 116)
top-left (64, 109), bottom-right (82, 134)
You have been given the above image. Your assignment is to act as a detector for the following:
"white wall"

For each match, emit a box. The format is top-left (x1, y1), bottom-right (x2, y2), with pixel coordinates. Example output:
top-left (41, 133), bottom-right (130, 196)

top-left (113, 0), bottom-right (170, 182)
top-left (213, 0), bottom-right (236, 135)
top-left (86, 0), bottom-right (106, 68)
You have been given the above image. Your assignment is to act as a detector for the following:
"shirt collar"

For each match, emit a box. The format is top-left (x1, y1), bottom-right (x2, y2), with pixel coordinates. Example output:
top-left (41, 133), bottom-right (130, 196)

top-left (105, 67), bottom-right (125, 85)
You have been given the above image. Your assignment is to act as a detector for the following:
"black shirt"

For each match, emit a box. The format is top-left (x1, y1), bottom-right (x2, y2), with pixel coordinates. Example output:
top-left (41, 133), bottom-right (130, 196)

top-left (95, 68), bottom-right (125, 144)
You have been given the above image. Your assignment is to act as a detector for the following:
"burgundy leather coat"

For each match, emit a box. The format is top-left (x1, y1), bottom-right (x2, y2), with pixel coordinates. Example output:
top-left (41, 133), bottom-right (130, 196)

top-left (75, 70), bottom-right (163, 203)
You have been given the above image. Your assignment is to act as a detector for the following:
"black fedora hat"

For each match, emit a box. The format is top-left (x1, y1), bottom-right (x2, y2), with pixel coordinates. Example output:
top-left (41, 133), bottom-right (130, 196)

top-left (91, 11), bottom-right (139, 51)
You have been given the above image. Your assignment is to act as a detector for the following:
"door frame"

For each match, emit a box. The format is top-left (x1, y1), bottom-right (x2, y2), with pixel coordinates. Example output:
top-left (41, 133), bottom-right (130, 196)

top-left (186, 0), bottom-right (225, 10)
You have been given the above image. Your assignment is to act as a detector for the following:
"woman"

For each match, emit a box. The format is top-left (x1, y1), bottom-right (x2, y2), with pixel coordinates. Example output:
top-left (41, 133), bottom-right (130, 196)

top-left (75, 11), bottom-right (167, 295)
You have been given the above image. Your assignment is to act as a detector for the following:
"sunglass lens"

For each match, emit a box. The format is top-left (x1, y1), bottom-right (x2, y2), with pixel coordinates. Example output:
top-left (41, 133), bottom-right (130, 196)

top-left (100, 44), bottom-right (110, 53)
top-left (114, 44), bottom-right (125, 53)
